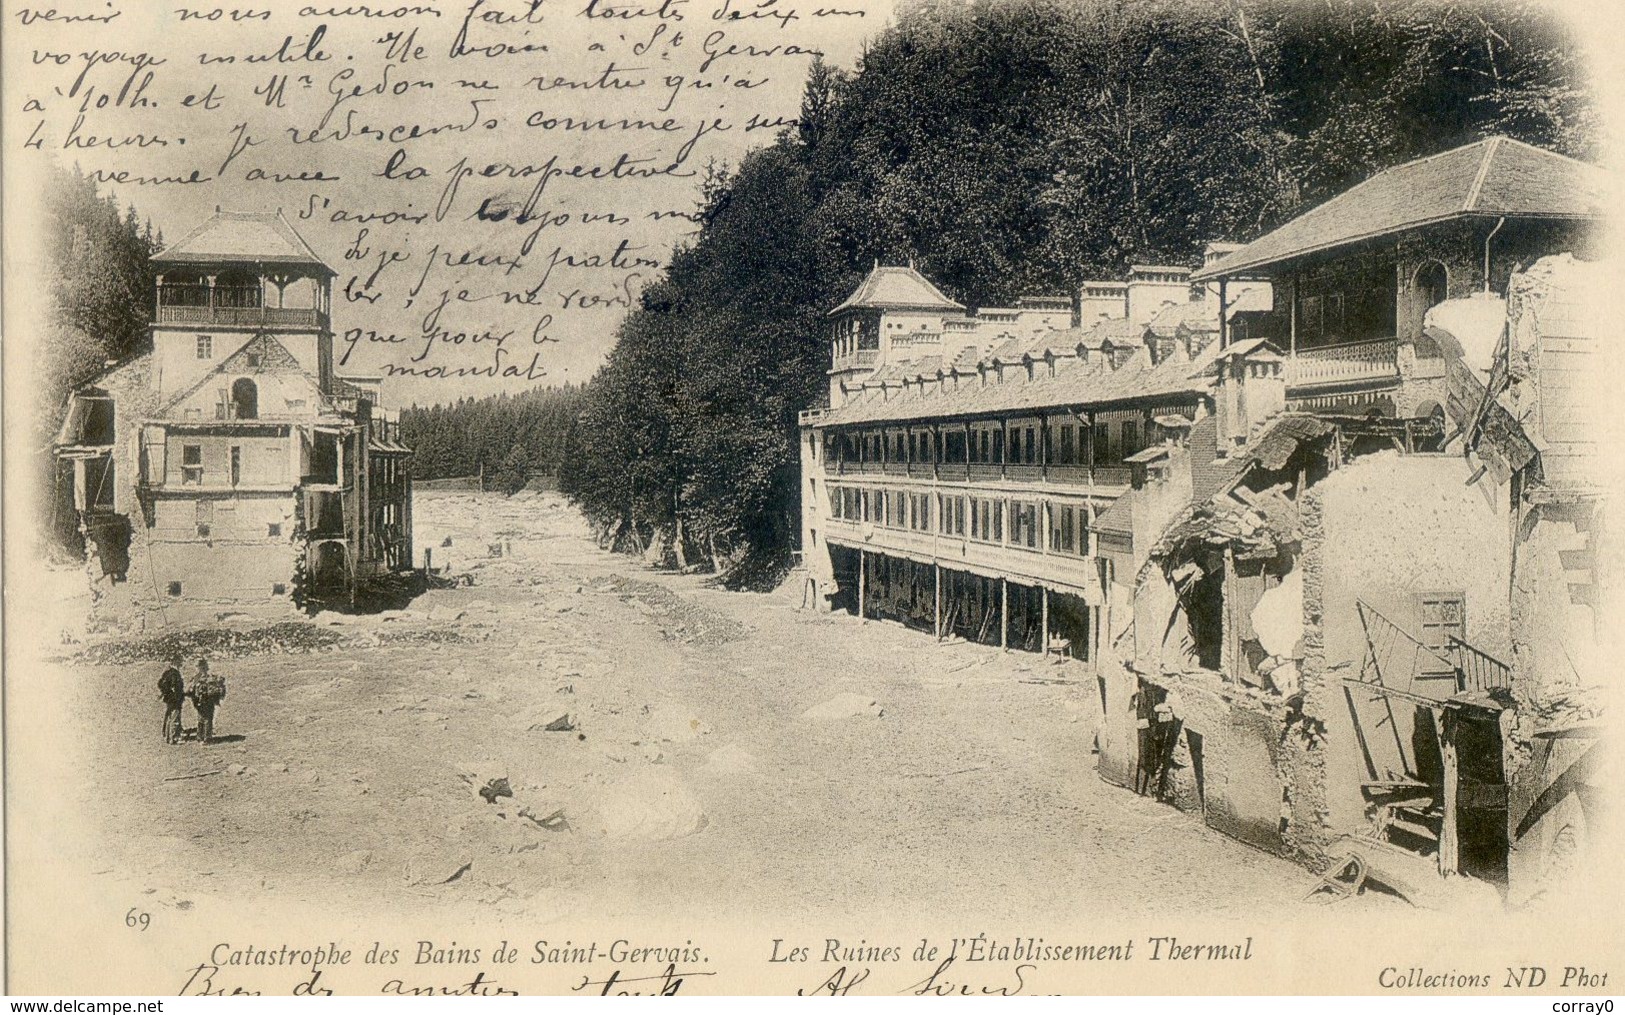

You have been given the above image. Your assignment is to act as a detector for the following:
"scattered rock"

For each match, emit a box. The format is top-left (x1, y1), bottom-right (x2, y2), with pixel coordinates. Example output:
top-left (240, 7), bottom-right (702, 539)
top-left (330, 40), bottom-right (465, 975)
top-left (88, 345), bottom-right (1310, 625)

top-left (519, 807), bottom-right (570, 832)
top-left (801, 692), bottom-right (884, 720)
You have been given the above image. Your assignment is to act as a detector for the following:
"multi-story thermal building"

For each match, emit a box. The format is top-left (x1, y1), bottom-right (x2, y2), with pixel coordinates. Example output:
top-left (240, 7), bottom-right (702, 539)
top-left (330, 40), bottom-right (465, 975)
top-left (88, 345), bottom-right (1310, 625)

top-left (797, 136), bottom-right (1607, 903)
top-left (53, 209), bottom-right (414, 625)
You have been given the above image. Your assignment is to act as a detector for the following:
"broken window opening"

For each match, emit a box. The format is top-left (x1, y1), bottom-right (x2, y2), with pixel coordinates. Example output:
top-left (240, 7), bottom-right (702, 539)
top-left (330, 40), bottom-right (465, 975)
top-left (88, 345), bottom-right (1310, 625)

top-left (1181, 558), bottom-right (1225, 672)
top-left (181, 444), bottom-right (203, 486)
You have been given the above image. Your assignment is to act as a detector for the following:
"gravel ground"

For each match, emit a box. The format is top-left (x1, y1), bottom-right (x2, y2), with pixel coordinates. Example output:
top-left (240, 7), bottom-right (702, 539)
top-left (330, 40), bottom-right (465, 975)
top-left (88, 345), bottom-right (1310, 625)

top-left (22, 490), bottom-right (1309, 927)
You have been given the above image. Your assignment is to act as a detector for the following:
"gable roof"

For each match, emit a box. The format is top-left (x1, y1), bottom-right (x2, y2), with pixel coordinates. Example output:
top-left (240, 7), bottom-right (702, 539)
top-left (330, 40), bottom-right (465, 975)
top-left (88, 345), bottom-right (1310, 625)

top-left (159, 334), bottom-right (323, 417)
top-left (1193, 137), bottom-right (1606, 281)
top-left (828, 265), bottom-right (966, 316)
top-left (153, 209), bottom-right (335, 276)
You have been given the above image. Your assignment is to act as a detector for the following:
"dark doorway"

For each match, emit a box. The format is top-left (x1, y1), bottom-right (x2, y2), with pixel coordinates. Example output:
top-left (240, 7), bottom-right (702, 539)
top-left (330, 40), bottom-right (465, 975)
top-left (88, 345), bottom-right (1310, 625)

top-left (1185, 562), bottom-right (1225, 671)
top-left (231, 378), bottom-right (259, 420)
top-left (1415, 261), bottom-right (1448, 315)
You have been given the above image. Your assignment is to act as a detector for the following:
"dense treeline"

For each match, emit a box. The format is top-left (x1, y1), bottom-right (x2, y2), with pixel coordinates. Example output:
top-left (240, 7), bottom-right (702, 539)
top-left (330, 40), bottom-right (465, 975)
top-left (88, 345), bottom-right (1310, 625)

top-left (37, 164), bottom-right (162, 441)
top-left (398, 385), bottom-right (585, 495)
top-left (555, 0), bottom-right (1596, 584)
top-left (36, 166), bottom-right (162, 553)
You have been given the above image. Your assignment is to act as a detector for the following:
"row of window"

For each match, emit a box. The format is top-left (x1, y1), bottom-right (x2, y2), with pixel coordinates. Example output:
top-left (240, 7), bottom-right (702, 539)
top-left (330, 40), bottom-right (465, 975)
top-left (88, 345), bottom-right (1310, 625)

top-left (827, 485), bottom-right (1091, 556)
top-left (835, 418), bottom-right (1154, 468)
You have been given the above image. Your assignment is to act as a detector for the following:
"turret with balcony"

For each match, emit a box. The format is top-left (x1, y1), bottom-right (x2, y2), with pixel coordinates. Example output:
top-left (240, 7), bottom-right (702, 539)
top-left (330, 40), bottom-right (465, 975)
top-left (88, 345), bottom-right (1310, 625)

top-left (825, 264), bottom-right (967, 407)
top-left (153, 208), bottom-right (333, 331)
top-left (150, 208), bottom-right (338, 400)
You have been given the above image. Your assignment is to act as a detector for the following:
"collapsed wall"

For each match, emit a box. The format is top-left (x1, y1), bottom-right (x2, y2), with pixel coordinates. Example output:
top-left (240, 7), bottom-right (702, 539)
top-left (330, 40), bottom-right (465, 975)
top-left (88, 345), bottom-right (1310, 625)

top-left (1499, 255), bottom-right (1612, 908)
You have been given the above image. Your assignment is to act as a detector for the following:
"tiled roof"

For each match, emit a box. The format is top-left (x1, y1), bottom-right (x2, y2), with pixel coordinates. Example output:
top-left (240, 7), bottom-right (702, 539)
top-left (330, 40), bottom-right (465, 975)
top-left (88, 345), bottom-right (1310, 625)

top-left (1147, 301), bottom-right (1215, 338)
top-left (827, 265), bottom-right (966, 316)
top-left (154, 209), bottom-right (335, 275)
top-left (1087, 318), bottom-right (1140, 345)
top-left (821, 339), bottom-right (1221, 428)
top-left (1193, 137), bottom-right (1606, 280)
top-left (950, 345), bottom-right (982, 372)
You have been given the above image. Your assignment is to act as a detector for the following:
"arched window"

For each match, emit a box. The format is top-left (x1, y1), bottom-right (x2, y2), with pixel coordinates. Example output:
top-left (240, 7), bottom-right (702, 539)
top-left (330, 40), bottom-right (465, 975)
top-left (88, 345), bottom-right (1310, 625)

top-left (230, 378), bottom-right (258, 420)
top-left (1414, 261), bottom-right (1449, 314)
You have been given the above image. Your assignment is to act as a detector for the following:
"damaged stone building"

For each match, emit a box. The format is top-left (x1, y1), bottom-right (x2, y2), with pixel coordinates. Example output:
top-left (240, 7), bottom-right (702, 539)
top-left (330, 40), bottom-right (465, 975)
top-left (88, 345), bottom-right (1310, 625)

top-left (52, 209), bottom-right (415, 626)
top-left (797, 136), bottom-right (1608, 904)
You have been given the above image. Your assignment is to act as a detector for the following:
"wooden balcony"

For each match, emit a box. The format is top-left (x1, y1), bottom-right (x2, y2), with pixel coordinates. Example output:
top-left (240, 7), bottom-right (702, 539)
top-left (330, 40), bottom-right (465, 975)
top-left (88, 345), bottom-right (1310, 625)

top-left (823, 460), bottom-right (1131, 491)
top-left (157, 304), bottom-right (326, 329)
top-left (1286, 338), bottom-right (1400, 390)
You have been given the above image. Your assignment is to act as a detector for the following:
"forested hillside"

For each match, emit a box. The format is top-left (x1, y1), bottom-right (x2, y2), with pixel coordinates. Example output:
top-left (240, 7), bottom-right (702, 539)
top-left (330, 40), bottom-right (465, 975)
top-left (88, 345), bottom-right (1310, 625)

top-left (37, 166), bottom-right (162, 440)
top-left (568, 0), bottom-right (1596, 580)
top-left (398, 385), bottom-right (585, 495)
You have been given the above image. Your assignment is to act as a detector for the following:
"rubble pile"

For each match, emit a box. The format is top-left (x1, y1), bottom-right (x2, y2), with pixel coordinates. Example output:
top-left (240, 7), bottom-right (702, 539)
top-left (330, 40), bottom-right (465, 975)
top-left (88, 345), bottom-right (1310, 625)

top-left (591, 575), bottom-right (748, 646)
top-left (75, 622), bottom-right (343, 665)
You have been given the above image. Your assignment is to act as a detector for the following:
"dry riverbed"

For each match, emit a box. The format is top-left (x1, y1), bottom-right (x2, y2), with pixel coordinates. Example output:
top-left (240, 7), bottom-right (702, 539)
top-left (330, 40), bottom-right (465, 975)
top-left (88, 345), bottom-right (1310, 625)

top-left (21, 490), bottom-right (1309, 927)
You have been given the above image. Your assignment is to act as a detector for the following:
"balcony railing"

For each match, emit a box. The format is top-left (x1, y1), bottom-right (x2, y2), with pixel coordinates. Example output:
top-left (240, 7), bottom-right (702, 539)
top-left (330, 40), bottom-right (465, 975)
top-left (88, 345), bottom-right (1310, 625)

top-left (825, 461), bottom-right (1132, 489)
top-left (157, 304), bottom-right (325, 328)
top-left (1286, 338), bottom-right (1400, 389)
top-left (832, 349), bottom-right (879, 371)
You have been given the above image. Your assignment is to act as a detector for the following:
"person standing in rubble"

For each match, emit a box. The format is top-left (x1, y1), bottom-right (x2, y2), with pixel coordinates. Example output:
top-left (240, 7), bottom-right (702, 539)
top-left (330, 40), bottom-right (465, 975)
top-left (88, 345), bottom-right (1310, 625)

top-left (190, 658), bottom-right (226, 744)
top-left (158, 659), bottom-right (185, 745)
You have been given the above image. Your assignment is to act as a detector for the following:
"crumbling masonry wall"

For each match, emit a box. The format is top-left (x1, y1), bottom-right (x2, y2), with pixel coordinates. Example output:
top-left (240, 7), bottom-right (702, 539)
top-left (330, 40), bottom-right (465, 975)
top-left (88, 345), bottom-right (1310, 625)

top-left (1303, 451), bottom-right (1510, 843)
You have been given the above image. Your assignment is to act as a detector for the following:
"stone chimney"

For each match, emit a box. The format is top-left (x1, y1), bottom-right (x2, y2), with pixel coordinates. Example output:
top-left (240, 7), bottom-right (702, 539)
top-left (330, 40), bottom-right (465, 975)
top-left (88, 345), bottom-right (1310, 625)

top-left (1126, 265), bottom-right (1192, 332)
top-left (1213, 342), bottom-right (1286, 452)
top-left (1078, 280), bottom-right (1128, 327)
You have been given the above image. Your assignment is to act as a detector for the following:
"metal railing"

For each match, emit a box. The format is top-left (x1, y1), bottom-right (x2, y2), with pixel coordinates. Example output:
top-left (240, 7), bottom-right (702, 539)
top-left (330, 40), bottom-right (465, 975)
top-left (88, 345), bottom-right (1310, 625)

top-left (1449, 636), bottom-right (1513, 693)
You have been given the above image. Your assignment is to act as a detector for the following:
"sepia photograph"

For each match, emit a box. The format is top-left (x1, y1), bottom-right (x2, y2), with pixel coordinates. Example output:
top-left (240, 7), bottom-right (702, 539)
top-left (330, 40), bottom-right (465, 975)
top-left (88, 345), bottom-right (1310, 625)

top-left (2, 0), bottom-right (1620, 997)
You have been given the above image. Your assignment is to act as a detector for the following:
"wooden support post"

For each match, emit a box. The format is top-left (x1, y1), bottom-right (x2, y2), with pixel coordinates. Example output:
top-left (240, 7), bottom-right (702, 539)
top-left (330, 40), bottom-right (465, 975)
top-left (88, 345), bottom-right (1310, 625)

top-left (934, 564), bottom-right (943, 641)
top-left (1435, 709), bottom-right (1461, 876)
top-left (858, 549), bottom-right (866, 623)
top-left (1041, 586), bottom-right (1050, 658)
top-left (1218, 278), bottom-right (1229, 349)
top-left (1289, 270), bottom-right (1298, 360)
top-left (1040, 415), bottom-right (1048, 483)
top-left (1086, 410), bottom-right (1096, 487)
top-left (1000, 577), bottom-right (1009, 651)
top-left (1222, 545), bottom-right (1237, 680)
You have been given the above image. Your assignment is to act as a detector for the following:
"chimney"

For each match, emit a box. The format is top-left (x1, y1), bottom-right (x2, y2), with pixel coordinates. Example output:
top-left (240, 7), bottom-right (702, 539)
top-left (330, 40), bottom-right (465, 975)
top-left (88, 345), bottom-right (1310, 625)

top-left (1214, 343), bottom-right (1286, 452)
top-left (1127, 265), bottom-right (1193, 332)
top-left (1078, 280), bottom-right (1129, 326)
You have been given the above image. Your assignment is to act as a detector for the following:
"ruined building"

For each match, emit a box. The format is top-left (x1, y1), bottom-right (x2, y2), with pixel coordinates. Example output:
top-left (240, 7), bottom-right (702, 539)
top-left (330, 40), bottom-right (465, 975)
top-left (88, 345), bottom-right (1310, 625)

top-left (52, 209), bottom-right (415, 625)
top-left (796, 136), bottom-right (1608, 904)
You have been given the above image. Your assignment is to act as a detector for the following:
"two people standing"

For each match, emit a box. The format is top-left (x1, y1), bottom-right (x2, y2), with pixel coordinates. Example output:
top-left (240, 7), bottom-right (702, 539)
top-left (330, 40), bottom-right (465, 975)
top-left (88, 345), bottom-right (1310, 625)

top-left (156, 657), bottom-right (227, 744)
